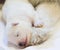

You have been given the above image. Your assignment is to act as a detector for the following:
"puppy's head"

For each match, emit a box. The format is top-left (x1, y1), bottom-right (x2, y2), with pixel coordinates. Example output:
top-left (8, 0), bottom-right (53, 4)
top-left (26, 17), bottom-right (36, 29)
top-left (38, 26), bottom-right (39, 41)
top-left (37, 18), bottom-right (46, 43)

top-left (6, 21), bottom-right (32, 48)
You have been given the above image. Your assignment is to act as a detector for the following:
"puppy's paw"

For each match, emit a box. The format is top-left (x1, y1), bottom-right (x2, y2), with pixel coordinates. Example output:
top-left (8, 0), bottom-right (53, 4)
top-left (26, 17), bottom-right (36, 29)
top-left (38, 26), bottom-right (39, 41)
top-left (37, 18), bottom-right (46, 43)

top-left (34, 20), bottom-right (44, 28)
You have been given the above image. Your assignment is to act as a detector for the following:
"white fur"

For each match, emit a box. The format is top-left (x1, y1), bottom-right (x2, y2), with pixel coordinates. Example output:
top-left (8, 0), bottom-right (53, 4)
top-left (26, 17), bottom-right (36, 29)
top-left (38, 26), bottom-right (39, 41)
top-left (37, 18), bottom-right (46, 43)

top-left (1, 0), bottom-right (60, 50)
top-left (2, 0), bottom-right (35, 49)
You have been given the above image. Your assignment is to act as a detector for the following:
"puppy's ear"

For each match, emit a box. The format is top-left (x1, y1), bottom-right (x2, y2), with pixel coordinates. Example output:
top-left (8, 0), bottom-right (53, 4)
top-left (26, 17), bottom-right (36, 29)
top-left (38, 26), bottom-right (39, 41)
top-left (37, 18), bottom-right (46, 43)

top-left (12, 23), bottom-right (19, 26)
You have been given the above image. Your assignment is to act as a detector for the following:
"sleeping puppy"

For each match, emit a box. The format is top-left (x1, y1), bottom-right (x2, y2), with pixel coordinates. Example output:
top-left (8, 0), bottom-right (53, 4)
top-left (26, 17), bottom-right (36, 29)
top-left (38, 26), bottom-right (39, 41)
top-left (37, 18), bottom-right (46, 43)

top-left (2, 0), bottom-right (47, 48)
top-left (23, 3), bottom-right (60, 50)
top-left (3, 0), bottom-right (46, 49)
top-left (2, 0), bottom-right (49, 49)
top-left (2, 0), bottom-right (35, 48)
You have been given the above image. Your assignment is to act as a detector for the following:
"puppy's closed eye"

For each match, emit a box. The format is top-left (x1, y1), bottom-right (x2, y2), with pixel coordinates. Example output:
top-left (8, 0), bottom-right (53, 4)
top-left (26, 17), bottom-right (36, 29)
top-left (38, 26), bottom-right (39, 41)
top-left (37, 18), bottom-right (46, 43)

top-left (12, 23), bottom-right (19, 26)
top-left (16, 34), bottom-right (19, 37)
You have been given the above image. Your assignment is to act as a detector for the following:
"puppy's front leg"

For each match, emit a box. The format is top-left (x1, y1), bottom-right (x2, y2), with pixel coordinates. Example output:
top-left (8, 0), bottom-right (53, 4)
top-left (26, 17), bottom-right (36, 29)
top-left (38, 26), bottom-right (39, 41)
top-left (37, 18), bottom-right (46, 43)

top-left (0, 22), bottom-right (15, 50)
top-left (0, 21), bottom-right (8, 50)
top-left (33, 13), bottom-right (44, 28)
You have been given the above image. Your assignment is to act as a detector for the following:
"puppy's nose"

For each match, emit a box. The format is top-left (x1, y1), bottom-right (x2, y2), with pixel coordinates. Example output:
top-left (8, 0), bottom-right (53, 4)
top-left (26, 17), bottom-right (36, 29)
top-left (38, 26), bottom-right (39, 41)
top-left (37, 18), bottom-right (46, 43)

top-left (18, 42), bottom-right (26, 46)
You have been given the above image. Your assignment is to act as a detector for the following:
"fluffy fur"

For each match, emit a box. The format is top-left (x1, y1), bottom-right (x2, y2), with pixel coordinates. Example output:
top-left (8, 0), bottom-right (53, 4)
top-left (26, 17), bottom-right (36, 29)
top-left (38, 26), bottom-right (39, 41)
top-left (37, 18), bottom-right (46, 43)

top-left (2, 0), bottom-right (49, 49)
top-left (2, 0), bottom-right (35, 48)
top-left (1, 0), bottom-right (60, 50)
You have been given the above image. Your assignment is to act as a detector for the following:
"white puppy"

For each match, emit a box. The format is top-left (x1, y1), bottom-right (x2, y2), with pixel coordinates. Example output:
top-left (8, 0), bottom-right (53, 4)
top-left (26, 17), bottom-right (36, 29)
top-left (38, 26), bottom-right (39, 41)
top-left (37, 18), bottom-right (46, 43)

top-left (3, 0), bottom-right (34, 46)
top-left (2, 0), bottom-right (35, 49)
top-left (2, 0), bottom-right (49, 49)
top-left (2, 0), bottom-right (53, 50)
